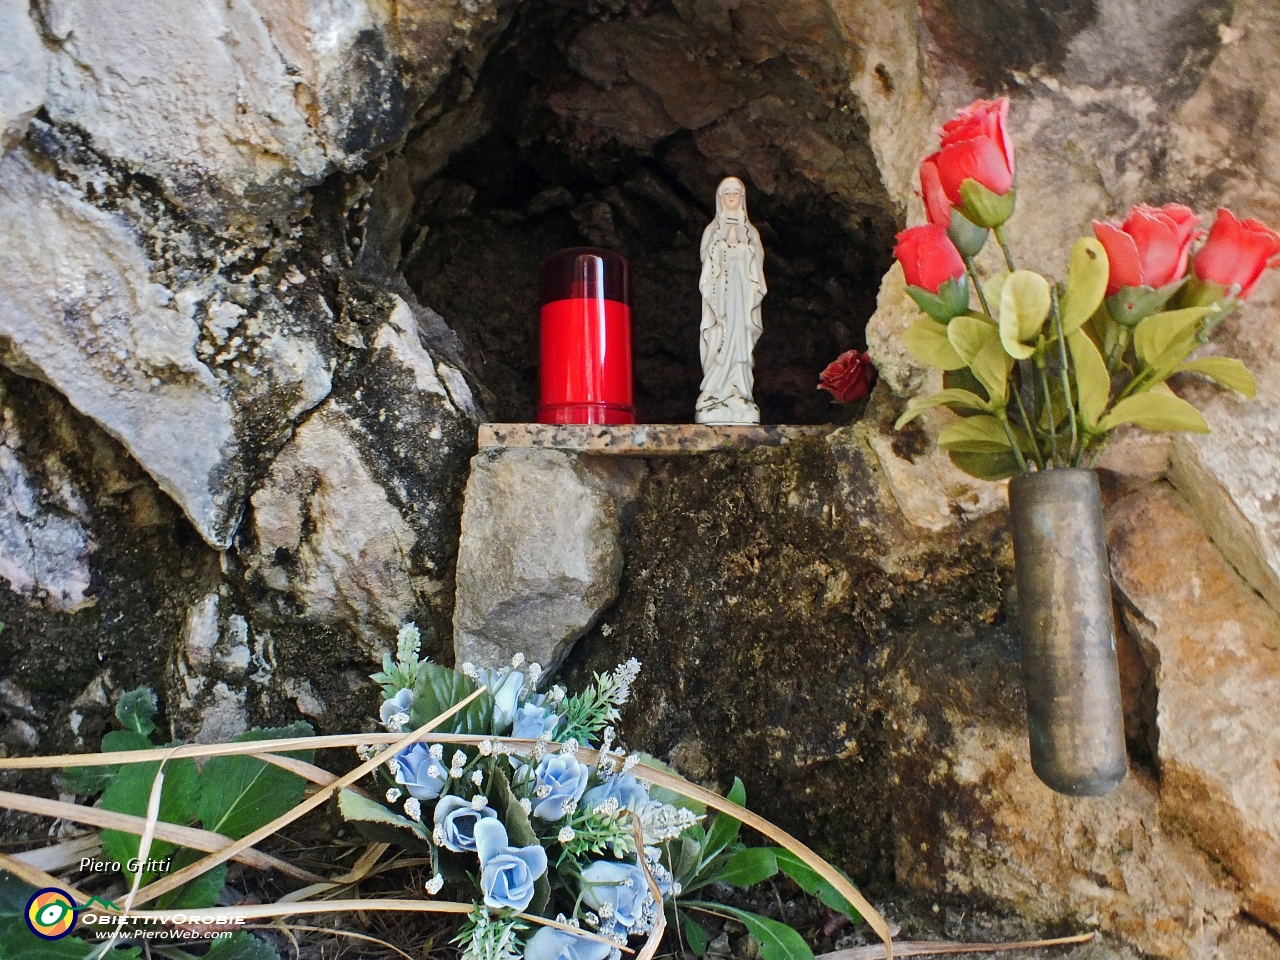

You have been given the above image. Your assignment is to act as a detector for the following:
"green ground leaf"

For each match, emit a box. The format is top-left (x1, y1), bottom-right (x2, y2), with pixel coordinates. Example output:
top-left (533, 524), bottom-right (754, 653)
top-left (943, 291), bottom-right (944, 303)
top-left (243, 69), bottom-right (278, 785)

top-left (155, 847), bottom-right (227, 910)
top-left (679, 909), bottom-right (710, 957)
top-left (1175, 357), bottom-right (1257, 398)
top-left (999, 270), bottom-right (1051, 359)
top-left (700, 778), bottom-right (746, 864)
top-left (100, 752), bottom-right (200, 887)
top-left (409, 664), bottom-right (493, 735)
top-left (1096, 388), bottom-right (1210, 434)
top-left (686, 903), bottom-right (815, 960)
top-left (115, 689), bottom-right (158, 737)
top-left (894, 389), bottom-right (991, 429)
top-left (772, 849), bottom-right (862, 920)
top-left (717, 848), bottom-right (779, 888)
top-left (196, 725), bottom-right (313, 841)
top-left (1059, 238), bottom-right (1109, 334)
top-left (903, 318), bottom-right (966, 371)
top-left (203, 931), bottom-right (282, 960)
top-left (1067, 329), bottom-right (1111, 428)
top-left (937, 416), bottom-right (1013, 453)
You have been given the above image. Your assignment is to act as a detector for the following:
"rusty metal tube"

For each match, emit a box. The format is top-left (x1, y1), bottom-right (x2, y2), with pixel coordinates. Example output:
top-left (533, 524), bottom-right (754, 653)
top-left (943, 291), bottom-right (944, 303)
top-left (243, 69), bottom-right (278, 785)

top-left (1008, 468), bottom-right (1127, 796)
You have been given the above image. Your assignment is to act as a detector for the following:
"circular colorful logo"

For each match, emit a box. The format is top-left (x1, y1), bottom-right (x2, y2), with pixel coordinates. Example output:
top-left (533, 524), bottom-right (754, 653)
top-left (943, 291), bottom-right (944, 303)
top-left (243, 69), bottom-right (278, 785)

top-left (25, 888), bottom-right (77, 940)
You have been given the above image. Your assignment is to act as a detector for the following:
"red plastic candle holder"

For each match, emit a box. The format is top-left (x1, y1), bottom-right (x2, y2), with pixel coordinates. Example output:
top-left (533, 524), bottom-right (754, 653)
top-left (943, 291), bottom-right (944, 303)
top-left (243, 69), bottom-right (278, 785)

top-left (537, 247), bottom-right (635, 425)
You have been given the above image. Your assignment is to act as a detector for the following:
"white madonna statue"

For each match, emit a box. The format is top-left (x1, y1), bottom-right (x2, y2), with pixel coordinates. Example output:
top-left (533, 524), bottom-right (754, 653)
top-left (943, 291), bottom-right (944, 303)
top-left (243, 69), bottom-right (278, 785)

top-left (696, 176), bottom-right (767, 425)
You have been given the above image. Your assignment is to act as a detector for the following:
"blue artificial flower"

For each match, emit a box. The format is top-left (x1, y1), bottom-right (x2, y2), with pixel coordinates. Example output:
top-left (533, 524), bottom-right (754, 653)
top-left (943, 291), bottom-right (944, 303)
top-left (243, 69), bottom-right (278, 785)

top-left (531, 752), bottom-right (589, 821)
top-left (512, 701), bottom-right (561, 741)
top-left (433, 795), bottom-right (499, 853)
top-left (393, 743), bottom-right (446, 802)
top-left (379, 688), bottom-right (415, 728)
top-left (525, 926), bottom-right (611, 960)
top-left (580, 860), bottom-right (649, 929)
top-left (582, 773), bottom-right (649, 814)
top-left (477, 667), bottom-right (525, 733)
top-left (474, 819), bottom-right (548, 912)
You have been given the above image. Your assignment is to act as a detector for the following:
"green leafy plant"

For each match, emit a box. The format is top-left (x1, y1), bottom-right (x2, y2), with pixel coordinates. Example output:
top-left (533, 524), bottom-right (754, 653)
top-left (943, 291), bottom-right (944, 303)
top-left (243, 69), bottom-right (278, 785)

top-left (659, 777), bottom-right (861, 960)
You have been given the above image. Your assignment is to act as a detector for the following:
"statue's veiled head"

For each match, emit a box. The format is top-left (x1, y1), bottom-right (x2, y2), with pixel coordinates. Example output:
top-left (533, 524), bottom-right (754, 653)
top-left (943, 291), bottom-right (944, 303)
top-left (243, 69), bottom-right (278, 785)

top-left (715, 176), bottom-right (748, 219)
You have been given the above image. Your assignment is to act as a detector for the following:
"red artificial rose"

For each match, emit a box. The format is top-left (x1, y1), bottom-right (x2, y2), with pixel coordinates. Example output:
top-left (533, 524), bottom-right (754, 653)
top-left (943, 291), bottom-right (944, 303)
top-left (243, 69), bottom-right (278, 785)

top-left (926, 98), bottom-right (1015, 205)
top-left (1092, 204), bottom-right (1202, 296)
top-left (1191, 208), bottom-right (1280, 299)
top-left (894, 224), bottom-right (965, 293)
top-left (818, 350), bottom-right (875, 403)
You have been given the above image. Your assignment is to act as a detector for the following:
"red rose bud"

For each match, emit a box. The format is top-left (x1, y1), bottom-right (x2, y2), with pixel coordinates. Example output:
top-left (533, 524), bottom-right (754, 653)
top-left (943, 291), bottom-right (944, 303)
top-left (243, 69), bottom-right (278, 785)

top-left (928, 98), bottom-right (1016, 229)
top-left (817, 350), bottom-right (875, 404)
top-left (1187, 208), bottom-right (1280, 303)
top-left (1092, 203), bottom-right (1202, 326)
top-left (921, 157), bottom-right (987, 258)
top-left (895, 225), bottom-right (970, 321)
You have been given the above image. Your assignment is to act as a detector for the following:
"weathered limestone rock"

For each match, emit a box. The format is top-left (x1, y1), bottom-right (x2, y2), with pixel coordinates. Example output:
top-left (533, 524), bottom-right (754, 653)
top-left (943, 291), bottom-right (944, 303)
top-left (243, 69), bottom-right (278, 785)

top-left (1108, 485), bottom-right (1280, 929)
top-left (0, 151), bottom-right (238, 546)
top-left (454, 450), bottom-right (645, 673)
top-left (0, 0), bottom-right (47, 154)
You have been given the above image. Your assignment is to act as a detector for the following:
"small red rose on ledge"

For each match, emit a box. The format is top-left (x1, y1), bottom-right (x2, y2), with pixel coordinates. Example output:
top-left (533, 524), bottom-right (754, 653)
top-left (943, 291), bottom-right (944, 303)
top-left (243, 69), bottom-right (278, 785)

top-left (818, 349), bottom-right (875, 403)
top-left (1188, 208), bottom-right (1280, 300)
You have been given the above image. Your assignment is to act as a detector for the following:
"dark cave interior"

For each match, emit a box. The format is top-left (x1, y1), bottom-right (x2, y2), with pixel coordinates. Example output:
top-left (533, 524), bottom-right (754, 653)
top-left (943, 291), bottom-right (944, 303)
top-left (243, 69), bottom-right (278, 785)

top-left (391, 0), bottom-right (901, 425)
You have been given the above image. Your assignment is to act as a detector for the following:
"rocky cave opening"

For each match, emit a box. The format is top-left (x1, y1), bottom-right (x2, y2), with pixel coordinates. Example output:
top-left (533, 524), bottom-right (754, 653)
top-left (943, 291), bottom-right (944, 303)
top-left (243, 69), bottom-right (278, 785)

top-left (387, 0), bottom-right (901, 425)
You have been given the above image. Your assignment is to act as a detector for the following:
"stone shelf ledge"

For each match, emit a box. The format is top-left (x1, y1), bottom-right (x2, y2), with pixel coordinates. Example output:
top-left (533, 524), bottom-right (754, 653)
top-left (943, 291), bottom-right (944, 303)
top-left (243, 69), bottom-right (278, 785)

top-left (477, 422), bottom-right (835, 455)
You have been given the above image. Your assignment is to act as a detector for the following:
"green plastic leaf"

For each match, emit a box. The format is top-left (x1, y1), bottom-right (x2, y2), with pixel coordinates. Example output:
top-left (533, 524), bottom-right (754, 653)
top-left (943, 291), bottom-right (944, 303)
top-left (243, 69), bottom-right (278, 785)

top-left (983, 272), bottom-right (1008, 319)
top-left (718, 847), bottom-right (780, 887)
top-left (196, 725), bottom-right (313, 841)
top-left (680, 909), bottom-right (710, 957)
top-left (905, 275), bottom-right (970, 322)
top-left (666, 834), bottom-right (705, 890)
top-left (115, 688), bottom-right (158, 737)
top-left (903, 317), bottom-right (966, 371)
top-left (894, 389), bottom-right (991, 429)
top-left (1175, 357), bottom-right (1257, 398)
top-left (998, 270), bottom-right (1051, 360)
top-left (701, 778), bottom-right (746, 864)
top-left (1096, 387), bottom-right (1210, 434)
top-left (1133, 307), bottom-right (1213, 366)
top-left (1066, 329), bottom-right (1111, 429)
top-left (772, 849), bottom-right (862, 920)
top-left (636, 754), bottom-right (705, 815)
top-left (100, 751), bottom-right (201, 886)
top-left (958, 179), bottom-right (1017, 229)
top-left (937, 416), bottom-right (1013, 453)
top-left (203, 931), bottom-right (283, 960)
top-left (970, 338), bottom-right (1013, 403)
top-left (409, 663), bottom-right (493, 735)
top-left (948, 450), bottom-right (1023, 481)
top-left (685, 904), bottom-right (815, 960)
top-left (946, 314), bottom-right (997, 364)
top-left (1059, 237), bottom-right (1109, 335)
top-left (337, 789), bottom-right (431, 841)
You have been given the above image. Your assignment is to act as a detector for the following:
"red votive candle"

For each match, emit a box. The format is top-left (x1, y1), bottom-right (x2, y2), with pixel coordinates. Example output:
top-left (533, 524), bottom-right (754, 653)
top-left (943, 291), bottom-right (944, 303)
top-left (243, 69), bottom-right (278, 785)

top-left (537, 247), bottom-right (635, 424)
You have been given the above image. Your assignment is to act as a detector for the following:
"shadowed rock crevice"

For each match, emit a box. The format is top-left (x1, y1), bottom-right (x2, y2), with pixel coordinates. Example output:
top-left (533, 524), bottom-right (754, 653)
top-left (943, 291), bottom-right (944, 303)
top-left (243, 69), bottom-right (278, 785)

top-left (386, 0), bottom-right (899, 425)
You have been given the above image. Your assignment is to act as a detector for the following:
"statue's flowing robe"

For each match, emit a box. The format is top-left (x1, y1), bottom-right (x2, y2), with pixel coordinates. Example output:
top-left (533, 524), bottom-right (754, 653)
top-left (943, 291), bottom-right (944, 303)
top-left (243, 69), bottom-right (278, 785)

top-left (697, 214), bottom-right (766, 420)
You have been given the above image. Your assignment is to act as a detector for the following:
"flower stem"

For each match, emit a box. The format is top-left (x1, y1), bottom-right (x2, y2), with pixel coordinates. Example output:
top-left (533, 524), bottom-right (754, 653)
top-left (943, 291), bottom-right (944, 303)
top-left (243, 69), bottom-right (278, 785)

top-left (1051, 291), bottom-right (1080, 464)
top-left (1037, 358), bottom-right (1060, 468)
top-left (994, 224), bottom-right (1016, 272)
top-left (963, 255), bottom-right (993, 317)
top-left (1106, 327), bottom-right (1130, 376)
top-left (997, 411), bottom-right (1029, 474)
top-left (1010, 365), bottom-right (1045, 470)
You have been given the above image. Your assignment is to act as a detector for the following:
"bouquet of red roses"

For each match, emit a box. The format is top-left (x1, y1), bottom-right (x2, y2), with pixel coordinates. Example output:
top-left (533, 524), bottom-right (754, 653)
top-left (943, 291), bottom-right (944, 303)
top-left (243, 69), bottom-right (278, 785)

top-left (887, 97), bottom-right (1278, 479)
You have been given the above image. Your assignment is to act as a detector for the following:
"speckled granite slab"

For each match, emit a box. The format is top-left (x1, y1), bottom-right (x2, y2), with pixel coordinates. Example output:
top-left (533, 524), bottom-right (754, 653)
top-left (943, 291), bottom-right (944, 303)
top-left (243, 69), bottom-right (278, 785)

top-left (477, 423), bottom-right (834, 454)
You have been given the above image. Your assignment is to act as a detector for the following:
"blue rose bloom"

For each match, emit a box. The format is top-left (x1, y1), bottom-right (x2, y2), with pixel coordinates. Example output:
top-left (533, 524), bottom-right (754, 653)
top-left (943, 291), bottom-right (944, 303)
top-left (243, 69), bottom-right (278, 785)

top-left (512, 701), bottom-right (561, 741)
top-left (474, 819), bottom-right (548, 912)
top-left (433, 795), bottom-right (499, 853)
top-left (531, 752), bottom-right (589, 821)
top-left (379, 688), bottom-right (415, 728)
top-left (580, 860), bottom-right (650, 929)
top-left (525, 926), bottom-right (611, 960)
top-left (393, 743), bottom-right (446, 802)
top-left (582, 773), bottom-right (649, 814)
top-left (476, 667), bottom-right (524, 733)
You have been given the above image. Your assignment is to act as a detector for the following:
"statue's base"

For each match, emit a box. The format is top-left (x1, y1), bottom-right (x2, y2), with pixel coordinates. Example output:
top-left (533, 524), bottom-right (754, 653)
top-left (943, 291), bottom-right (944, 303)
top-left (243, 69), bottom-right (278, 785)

top-left (477, 423), bottom-right (833, 456)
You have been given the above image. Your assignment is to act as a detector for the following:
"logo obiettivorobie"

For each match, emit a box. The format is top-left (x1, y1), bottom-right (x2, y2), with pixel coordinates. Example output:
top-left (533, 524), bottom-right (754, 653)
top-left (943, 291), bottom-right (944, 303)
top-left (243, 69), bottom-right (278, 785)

top-left (25, 888), bottom-right (77, 940)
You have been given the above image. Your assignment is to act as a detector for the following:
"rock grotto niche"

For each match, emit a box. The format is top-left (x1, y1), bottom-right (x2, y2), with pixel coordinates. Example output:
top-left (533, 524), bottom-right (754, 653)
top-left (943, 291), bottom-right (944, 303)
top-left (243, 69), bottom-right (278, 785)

top-left (375, 0), bottom-right (899, 425)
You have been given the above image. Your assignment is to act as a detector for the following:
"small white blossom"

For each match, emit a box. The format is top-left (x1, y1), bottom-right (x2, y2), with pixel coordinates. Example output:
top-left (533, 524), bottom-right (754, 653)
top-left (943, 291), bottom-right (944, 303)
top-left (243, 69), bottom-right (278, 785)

top-left (511, 652), bottom-right (525, 668)
top-left (425, 875), bottom-right (444, 895)
top-left (671, 881), bottom-right (683, 897)
top-left (560, 738), bottom-right (579, 754)
top-left (452, 750), bottom-right (468, 769)
top-left (598, 902), bottom-right (615, 920)
top-left (558, 826), bottom-right (575, 843)
top-left (386, 757), bottom-right (402, 777)
top-left (520, 798), bottom-right (532, 815)
top-left (427, 764), bottom-right (443, 779)
top-left (548, 684), bottom-right (566, 704)
top-left (429, 743), bottom-right (444, 760)
top-left (385, 712), bottom-right (410, 733)
top-left (471, 770), bottom-right (485, 786)
top-left (404, 798), bottom-right (422, 821)
top-left (527, 663), bottom-right (542, 687)
top-left (385, 788), bottom-right (403, 804)
top-left (534, 784), bottom-right (552, 799)
top-left (584, 912), bottom-right (599, 928)
top-left (622, 754), bottom-right (640, 774)
top-left (560, 797), bottom-right (577, 816)
top-left (471, 794), bottom-right (489, 811)
top-left (461, 661), bottom-right (478, 679)
top-left (432, 824), bottom-right (447, 846)
top-left (594, 798), bottom-right (620, 816)
top-left (356, 745), bottom-right (376, 761)
top-left (479, 739), bottom-right (494, 756)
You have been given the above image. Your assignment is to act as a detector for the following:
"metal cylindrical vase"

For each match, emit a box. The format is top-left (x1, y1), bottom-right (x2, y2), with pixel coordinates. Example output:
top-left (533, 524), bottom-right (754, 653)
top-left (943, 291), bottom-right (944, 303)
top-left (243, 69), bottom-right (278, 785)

top-left (1008, 468), bottom-right (1127, 796)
